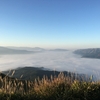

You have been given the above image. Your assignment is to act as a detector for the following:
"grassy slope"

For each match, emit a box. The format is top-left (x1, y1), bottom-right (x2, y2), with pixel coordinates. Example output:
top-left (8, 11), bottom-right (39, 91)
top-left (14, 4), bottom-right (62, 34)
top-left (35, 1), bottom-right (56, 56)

top-left (0, 72), bottom-right (100, 100)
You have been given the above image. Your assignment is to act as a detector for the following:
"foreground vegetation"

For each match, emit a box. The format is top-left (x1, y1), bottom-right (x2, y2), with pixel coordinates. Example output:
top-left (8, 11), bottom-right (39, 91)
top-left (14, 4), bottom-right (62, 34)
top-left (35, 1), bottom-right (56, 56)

top-left (0, 72), bottom-right (100, 100)
top-left (3, 67), bottom-right (88, 81)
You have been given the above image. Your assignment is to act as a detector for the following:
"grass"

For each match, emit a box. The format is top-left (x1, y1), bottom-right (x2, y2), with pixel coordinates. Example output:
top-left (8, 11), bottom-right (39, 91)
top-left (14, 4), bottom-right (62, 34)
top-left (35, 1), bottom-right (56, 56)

top-left (0, 72), bottom-right (100, 100)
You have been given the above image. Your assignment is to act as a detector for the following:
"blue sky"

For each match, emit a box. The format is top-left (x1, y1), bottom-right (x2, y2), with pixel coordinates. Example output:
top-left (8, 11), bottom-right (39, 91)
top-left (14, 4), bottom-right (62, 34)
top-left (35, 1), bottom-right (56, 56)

top-left (0, 0), bottom-right (100, 48)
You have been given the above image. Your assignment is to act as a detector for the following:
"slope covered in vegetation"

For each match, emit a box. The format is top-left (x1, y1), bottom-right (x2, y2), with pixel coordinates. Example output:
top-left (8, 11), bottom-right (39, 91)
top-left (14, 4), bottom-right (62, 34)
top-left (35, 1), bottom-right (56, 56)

top-left (0, 72), bottom-right (100, 100)
top-left (74, 48), bottom-right (100, 59)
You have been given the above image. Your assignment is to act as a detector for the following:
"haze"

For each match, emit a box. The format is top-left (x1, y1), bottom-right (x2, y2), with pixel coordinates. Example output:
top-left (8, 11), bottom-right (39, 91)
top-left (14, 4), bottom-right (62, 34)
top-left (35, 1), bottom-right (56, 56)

top-left (0, 50), bottom-right (100, 80)
top-left (0, 0), bottom-right (100, 80)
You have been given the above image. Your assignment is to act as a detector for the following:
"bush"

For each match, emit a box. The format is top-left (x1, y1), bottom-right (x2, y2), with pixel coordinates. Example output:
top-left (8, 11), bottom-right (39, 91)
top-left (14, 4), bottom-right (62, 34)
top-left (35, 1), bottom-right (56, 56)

top-left (0, 73), bottom-right (100, 100)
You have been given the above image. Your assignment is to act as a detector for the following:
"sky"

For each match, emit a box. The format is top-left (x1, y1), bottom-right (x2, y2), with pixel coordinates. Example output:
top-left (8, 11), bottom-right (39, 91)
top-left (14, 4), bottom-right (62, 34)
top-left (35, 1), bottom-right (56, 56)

top-left (0, 0), bottom-right (100, 49)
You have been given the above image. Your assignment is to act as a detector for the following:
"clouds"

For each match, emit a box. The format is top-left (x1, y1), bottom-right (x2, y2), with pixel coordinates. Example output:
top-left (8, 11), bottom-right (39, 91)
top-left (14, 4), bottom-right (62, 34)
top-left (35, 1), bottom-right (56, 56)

top-left (0, 50), bottom-right (100, 80)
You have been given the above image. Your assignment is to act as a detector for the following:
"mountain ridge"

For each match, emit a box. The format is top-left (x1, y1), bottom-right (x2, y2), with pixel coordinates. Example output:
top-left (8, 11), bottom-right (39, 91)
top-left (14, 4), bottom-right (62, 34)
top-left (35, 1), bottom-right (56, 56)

top-left (0, 46), bottom-right (34, 55)
top-left (3, 67), bottom-right (90, 81)
top-left (74, 48), bottom-right (100, 59)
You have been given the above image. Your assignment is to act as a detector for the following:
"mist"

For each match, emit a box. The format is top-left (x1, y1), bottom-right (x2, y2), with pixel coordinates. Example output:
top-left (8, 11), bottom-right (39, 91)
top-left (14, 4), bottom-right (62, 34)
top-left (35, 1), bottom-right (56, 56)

top-left (0, 50), bottom-right (100, 80)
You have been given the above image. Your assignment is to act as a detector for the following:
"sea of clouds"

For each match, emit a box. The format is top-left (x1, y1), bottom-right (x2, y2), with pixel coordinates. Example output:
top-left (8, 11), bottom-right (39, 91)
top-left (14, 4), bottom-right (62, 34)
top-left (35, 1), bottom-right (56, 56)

top-left (0, 50), bottom-right (100, 80)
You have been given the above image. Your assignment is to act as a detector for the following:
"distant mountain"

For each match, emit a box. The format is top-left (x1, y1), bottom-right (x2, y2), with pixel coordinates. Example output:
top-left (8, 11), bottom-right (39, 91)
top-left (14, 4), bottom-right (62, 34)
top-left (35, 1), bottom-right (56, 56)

top-left (7, 46), bottom-right (68, 52)
top-left (8, 46), bottom-right (68, 52)
top-left (32, 47), bottom-right (46, 51)
top-left (7, 46), bottom-right (46, 51)
top-left (3, 67), bottom-right (90, 81)
top-left (49, 49), bottom-right (68, 51)
top-left (0, 46), bottom-right (34, 55)
top-left (74, 48), bottom-right (100, 59)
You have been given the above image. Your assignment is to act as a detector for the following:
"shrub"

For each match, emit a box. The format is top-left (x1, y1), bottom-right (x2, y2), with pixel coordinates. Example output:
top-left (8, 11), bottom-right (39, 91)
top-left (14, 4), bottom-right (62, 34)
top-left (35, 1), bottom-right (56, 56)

top-left (0, 72), bottom-right (100, 100)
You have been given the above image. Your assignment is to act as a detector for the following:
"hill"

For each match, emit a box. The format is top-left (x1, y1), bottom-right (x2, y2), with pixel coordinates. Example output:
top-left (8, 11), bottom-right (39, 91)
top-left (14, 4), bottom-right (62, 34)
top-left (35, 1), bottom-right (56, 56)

top-left (3, 67), bottom-right (90, 81)
top-left (2, 46), bottom-right (69, 53)
top-left (7, 46), bottom-right (46, 51)
top-left (74, 48), bottom-right (100, 59)
top-left (0, 46), bottom-right (34, 55)
top-left (49, 49), bottom-right (68, 51)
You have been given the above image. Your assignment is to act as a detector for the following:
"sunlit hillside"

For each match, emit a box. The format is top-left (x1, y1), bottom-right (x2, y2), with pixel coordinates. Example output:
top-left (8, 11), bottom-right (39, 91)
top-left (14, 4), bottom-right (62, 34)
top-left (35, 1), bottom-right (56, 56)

top-left (0, 72), bottom-right (100, 100)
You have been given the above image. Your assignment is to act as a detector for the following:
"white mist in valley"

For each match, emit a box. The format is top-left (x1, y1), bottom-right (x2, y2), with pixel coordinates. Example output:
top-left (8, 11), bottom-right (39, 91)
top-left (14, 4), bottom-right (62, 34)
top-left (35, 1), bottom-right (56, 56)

top-left (0, 50), bottom-right (100, 80)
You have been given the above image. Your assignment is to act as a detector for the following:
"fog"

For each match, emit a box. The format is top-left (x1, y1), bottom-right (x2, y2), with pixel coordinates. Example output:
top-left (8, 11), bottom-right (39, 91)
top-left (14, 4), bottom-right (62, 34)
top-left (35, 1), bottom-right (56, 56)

top-left (0, 50), bottom-right (100, 80)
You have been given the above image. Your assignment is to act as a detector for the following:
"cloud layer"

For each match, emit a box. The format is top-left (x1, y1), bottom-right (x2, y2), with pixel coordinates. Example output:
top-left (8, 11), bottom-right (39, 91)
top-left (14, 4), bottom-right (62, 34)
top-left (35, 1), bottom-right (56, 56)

top-left (0, 50), bottom-right (100, 80)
